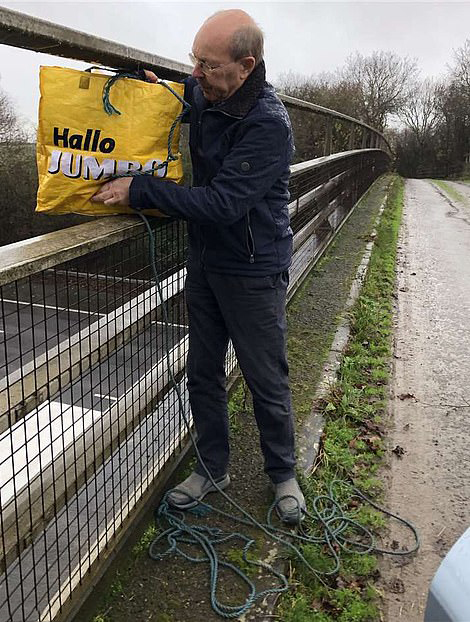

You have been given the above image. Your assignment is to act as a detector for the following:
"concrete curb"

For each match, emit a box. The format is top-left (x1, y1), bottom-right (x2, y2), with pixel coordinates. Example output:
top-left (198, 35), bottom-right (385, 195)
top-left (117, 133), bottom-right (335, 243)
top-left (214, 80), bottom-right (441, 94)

top-left (297, 191), bottom-right (389, 475)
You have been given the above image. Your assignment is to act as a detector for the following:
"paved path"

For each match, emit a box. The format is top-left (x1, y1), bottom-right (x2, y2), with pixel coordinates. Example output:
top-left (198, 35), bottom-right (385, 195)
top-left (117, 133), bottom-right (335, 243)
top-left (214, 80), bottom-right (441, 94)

top-left (382, 178), bottom-right (470, 620)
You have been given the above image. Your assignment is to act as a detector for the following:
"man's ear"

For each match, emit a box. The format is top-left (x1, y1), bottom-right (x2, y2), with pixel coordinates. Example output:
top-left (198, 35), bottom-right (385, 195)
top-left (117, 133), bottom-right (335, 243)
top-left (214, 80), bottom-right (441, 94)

top-left (239, 56), bottom-right (256, 78)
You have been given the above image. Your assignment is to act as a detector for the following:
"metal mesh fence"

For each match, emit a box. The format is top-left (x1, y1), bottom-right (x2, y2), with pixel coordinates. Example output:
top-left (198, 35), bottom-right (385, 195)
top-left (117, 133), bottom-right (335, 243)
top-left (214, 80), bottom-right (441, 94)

top-left (0, 218), bottom-right (193, 621)
top-left (0, 149), bottom-right (389, 621)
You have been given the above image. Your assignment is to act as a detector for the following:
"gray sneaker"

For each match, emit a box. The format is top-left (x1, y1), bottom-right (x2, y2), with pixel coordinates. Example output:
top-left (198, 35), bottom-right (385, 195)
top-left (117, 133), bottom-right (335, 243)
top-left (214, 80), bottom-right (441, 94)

top-left (273, 478), bottom-right (306, 524)
top-left (167, 472), bottom-right (230, 510)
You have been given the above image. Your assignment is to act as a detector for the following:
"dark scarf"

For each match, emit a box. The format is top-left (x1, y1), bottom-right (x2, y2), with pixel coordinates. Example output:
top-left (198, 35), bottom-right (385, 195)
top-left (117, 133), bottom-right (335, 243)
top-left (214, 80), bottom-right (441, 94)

top-left (214, 60), bottom-right (267, 118)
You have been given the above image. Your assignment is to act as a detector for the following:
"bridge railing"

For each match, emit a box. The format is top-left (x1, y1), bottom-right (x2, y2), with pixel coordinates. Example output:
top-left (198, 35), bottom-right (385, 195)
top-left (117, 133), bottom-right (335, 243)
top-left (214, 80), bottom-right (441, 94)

top-left (0, 7), bottom-right (391, 622)
top-left (0, 6), bottom-right (391, 163)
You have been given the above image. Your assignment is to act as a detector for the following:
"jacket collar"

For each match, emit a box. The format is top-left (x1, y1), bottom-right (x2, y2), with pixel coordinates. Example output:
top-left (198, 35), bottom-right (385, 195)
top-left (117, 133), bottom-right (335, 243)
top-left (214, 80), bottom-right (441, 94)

top-left (212, 60), bottom-right (266, 118)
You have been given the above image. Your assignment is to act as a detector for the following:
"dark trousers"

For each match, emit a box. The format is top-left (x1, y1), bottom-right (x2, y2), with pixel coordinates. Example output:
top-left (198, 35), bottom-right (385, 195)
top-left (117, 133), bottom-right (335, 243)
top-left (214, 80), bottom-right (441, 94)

top-left (185, 264), bottom-right (296, 484)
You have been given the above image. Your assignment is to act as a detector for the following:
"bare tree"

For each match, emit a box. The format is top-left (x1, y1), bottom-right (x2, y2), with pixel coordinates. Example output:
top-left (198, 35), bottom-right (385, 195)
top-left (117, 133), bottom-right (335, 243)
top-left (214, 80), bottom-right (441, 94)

top-left (277, 71), bottom-right (366, 161)
top-left (277, 70), bottom-right (363, 119)
top-left (398, 79), bottom-right (441, 146)
top-left (343, 51), bottom-right (418, 132)
top-left (0, 84), bottom-right (27, 142)
top-left (0, 82), bottom-right (37, 244)
top-left (452, 39), bottom-right (470, 94)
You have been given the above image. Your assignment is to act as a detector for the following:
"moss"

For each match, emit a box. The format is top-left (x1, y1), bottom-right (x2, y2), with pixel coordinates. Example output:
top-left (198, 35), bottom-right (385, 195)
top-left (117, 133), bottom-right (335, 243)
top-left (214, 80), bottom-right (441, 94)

top-left (131, 523), bottom-right (161, 557)
top-left (224, 546), bottom-right (260, 577)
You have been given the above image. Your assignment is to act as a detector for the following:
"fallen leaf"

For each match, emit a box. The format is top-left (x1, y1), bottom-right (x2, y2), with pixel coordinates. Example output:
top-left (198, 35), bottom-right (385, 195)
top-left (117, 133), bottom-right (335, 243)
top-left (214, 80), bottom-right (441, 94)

top-left (398, 392), bottom-right (415, 400)
top-left (310, 599), bottom-right (322, 611)
top-left (389, 577), bottom-right (405, 594)
top-left (392, 445), bottom-right (405, 458)
top-left (363, 420), bottom-right (385, 435)
top-left (366, 435), bottom-right (383, 450)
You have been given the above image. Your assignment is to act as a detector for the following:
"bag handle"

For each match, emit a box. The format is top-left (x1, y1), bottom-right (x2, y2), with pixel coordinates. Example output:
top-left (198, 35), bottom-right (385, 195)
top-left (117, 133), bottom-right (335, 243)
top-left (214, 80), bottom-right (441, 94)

top-left (85, 66), bottom-right (191, 177)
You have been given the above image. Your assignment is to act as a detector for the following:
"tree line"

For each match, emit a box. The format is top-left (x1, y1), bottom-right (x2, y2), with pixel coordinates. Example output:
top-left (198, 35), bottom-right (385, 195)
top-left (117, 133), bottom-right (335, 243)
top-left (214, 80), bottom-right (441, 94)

top-left (277, 40), bottom-right (470, 178)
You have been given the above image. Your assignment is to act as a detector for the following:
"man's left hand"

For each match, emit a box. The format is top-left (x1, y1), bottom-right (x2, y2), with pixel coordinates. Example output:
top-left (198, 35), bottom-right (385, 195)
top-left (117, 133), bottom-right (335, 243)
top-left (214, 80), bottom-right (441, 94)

top-left (92, 178), bottom-right (132, 206)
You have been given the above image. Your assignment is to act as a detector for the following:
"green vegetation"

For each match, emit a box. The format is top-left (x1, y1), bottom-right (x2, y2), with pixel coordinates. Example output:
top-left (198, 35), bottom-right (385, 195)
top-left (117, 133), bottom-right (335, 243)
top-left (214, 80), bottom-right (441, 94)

top-left (227, 378), bottom-right (248, 435)
top-left (225, 543), bottom-right (261, 577)
top-left (131, 523), bottom-right (161, 557)
top-left (433, 179), bottom-right (470, 206)
top-left (279, 175), bottom-right (404, 621)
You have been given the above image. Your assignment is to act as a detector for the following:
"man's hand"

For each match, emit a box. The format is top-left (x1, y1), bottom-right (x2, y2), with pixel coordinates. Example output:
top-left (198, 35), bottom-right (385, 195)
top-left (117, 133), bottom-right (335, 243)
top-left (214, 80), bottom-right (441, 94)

top-left (143, 69), bottom-right (159, 83)
top-left (92, 178), bottom-right (132, 206)
top-left (91, 177), bottom-right (168, 217)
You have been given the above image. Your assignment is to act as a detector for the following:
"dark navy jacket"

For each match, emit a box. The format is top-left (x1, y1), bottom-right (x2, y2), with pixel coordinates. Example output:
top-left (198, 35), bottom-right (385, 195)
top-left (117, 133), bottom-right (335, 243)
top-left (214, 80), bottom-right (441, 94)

top-left (129, 62), bottom-right (294, 276)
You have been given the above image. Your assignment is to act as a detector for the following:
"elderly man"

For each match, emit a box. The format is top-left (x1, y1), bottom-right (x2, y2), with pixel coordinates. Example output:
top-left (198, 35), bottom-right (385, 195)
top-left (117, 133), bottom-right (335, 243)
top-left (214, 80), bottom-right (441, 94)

top-left (93, 9), bottom-right (306, 523)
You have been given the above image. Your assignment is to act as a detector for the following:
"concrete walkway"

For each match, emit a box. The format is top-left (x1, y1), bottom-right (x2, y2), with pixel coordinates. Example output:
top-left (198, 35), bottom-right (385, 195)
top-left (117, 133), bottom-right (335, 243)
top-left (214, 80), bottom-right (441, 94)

top-left (382, 179), bottom-right (470, 620)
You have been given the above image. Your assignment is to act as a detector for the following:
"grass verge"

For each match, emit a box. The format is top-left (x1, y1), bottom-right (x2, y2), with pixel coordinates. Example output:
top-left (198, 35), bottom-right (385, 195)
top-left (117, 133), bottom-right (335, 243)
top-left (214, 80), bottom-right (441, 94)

top-left (279, 174), bottom-right (404, 622)
top-left (432, 179), bottom-right (468, 205)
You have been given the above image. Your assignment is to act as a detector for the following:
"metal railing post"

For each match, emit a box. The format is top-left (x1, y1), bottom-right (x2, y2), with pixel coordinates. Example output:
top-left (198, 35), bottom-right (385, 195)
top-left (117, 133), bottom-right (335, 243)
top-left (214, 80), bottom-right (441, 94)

top-left (324, 119), bottom-right (333, 156)
top-left (361, 129), bottom-right (368, 149)
top-left (348, 123), bottom-right (355, 150)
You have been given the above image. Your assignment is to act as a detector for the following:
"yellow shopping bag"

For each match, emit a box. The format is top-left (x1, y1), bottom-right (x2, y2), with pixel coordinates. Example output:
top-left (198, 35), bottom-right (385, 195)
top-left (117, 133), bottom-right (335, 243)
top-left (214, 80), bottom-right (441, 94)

top-left (36, 66), bottom-right (185, 216)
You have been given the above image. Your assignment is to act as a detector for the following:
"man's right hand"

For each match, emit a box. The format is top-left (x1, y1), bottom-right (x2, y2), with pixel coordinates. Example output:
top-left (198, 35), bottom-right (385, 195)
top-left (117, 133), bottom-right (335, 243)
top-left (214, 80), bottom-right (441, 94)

top-left (143, 69), bottom-right (159, 83)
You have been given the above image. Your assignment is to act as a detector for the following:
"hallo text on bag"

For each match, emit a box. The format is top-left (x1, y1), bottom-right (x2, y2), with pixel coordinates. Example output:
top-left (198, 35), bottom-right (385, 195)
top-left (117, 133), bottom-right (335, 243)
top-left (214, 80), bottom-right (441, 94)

top-left (53, 127), bottom-right (116, 154)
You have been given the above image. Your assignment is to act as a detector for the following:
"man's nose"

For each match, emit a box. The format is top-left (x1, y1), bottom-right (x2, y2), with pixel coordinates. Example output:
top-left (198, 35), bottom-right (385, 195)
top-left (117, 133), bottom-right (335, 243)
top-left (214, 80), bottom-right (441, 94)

top-left (192, 64), bottom-right (204, 79)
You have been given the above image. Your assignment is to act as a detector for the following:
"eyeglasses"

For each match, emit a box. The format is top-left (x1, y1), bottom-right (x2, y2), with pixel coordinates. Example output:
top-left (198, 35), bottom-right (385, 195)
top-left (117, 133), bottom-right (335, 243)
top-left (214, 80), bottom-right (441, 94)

top-left (188, 53), bottom-right (236, 75)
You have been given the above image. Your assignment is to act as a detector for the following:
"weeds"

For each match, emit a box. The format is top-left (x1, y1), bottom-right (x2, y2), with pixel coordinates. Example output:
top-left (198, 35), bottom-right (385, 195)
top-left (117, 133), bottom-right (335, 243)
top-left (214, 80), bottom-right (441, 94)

top-left (228, 378), bottom-right (248, 435)
top-left (131, 523), bottom-right (160, 556)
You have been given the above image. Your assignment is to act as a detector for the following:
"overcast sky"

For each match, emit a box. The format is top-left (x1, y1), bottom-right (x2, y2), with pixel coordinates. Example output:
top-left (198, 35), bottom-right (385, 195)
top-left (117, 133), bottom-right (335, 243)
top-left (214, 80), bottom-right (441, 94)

top-left (2, 0), bottom-right (470, 128)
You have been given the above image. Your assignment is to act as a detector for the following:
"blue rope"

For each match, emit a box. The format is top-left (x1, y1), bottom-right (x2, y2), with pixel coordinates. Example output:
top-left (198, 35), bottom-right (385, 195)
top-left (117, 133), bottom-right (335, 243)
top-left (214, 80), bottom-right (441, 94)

top-left (150, 494), bottom-right (288, 618)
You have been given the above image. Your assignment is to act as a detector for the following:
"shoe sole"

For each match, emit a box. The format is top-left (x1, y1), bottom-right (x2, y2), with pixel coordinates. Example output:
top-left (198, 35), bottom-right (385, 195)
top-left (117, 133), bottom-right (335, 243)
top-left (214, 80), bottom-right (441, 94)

top-left (168, 475), bottom-right (230, 510)
top-left (275, 505), bottom-right (306, 525)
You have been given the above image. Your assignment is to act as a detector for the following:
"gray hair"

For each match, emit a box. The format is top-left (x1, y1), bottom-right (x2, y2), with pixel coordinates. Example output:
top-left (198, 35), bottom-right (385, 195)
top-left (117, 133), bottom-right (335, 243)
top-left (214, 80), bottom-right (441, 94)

top-left (230, 25), bottom-right (264, 65)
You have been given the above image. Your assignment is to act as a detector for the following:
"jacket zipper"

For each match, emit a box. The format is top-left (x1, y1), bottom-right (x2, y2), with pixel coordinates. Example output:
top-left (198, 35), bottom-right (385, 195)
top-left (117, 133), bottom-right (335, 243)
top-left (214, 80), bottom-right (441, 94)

top-left (246, 212), bottom-right (255, 264)
top-left (197, 113), bottom-right (205, 267)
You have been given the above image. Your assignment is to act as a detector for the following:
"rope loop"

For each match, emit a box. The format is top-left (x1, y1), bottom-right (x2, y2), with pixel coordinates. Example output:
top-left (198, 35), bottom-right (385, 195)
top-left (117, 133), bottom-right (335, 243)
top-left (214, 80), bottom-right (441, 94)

top-left (88, 66), bottom-right (191, 179)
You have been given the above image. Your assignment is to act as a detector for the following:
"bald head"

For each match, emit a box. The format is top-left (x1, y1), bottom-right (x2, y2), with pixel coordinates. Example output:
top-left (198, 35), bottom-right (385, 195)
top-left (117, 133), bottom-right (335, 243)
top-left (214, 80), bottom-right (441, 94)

top-left (195, 10), bottom-right (264, 66)
top-left (191, 10), bottom-right (264, 102)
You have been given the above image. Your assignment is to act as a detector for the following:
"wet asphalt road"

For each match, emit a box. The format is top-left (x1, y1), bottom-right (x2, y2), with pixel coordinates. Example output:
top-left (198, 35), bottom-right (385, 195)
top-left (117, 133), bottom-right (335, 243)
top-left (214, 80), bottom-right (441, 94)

top-left (382, 178), bottom-right (470, 620)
